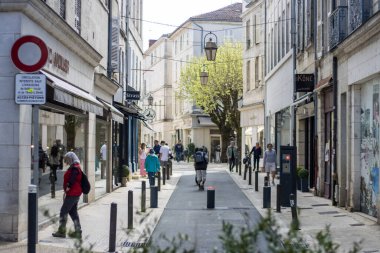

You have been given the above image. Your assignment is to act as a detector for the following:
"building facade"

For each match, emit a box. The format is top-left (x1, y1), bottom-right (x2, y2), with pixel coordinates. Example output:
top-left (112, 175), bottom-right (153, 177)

top-left (142, 3), bottom-right (243, 155)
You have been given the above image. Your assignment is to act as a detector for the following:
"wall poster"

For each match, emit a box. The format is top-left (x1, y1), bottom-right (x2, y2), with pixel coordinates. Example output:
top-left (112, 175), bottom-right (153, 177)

top-left (360, 82), bottom-right (380, 217)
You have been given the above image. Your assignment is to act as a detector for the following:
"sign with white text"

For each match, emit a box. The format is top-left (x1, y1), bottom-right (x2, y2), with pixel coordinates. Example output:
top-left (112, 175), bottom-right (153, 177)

top-left (15, 74), bottom-right (46, 104)
top-left (295, 74), bottom-right (314, 92)
top-left (126, 91), bottom-right (141, 100)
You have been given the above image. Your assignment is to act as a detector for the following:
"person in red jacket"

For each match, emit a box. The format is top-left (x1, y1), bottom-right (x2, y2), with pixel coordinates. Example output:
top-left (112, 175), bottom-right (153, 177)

top-left (52, 152), bottom-right (83, 239)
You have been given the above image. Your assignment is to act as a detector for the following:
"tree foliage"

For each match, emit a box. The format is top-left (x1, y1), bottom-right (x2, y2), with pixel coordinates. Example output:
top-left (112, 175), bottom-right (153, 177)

top-left (178, 43), bottom-right (243, 158)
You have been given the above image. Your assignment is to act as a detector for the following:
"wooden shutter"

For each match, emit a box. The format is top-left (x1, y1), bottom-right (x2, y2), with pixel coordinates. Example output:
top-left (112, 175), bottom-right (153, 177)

top-left (111, 17), bottom-right (120, 72)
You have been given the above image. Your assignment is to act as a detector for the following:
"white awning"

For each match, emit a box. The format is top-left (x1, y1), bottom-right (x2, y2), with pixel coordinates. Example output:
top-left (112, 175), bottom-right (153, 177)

top-left (98, 99), bottom-right (124, 123)
top-left (42, 70), bottom-right (104, 116)
top-left (197, 116), bottom-right (216, 126)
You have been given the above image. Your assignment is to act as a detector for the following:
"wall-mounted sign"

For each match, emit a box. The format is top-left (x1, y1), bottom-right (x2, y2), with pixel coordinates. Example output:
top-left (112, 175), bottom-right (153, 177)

top-left (126, 90), bottom-right (141, 100)
top-left (143, 108), bottom-right (156, 120)
top-left (296, 74), bottom-right (314, 92)
top-left (47, 47), bottom-right (70, 74)
top-left (15, 74), bottom-right (46, 104)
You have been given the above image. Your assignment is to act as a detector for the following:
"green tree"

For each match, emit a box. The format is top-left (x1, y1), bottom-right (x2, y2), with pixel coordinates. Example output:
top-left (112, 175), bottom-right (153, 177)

top-left (178, 43), bottom-right (243, 161)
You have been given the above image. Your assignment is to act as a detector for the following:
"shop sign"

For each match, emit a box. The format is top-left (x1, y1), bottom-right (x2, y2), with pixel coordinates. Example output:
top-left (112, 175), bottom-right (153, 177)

top-left (15, 74), bottom-right (46, 104)
top-left (296, 74), bottom-right (314, 92)
top-left (126, 91), bottom-right (141, 100)
top-left (47, 47), bottom-right (70, 73)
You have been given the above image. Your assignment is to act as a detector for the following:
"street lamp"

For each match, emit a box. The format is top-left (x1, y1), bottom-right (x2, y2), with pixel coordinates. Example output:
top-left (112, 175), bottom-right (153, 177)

top-left (200, 71), bottom-right (209, 85)
top-left (204, 32), bottom-right (218, 61)
top-left (148, 94), bottom-right (153, 106)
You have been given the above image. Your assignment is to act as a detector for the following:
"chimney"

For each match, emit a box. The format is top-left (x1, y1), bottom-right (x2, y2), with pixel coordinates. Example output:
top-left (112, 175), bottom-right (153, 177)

top-left (149, 40), bottom-right (157, 47)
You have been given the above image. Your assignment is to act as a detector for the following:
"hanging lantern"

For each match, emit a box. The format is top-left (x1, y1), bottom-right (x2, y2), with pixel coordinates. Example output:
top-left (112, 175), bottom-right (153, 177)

top-left (200, 71), bottom-right (209, 85)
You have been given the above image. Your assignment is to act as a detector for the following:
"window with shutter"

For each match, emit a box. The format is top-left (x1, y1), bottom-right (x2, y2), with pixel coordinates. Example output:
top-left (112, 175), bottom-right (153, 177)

top-left (111, 17), bottom-right (120, 72)
top-left (74, 0), bottom-right (81, 34)
top-left (59, 0), bottom-right (66, 19)
top-left (246, 60), bottom-right (251, 91)
top-left (306, 0), bottom-right (313, 46)
top-left (246, 20), bottom-right (251, 49)
top-left (255, 56), bottom-right (260, 88)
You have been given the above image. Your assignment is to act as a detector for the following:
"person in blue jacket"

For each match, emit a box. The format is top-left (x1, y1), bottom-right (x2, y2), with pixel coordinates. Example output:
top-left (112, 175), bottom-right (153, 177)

top-left (145, 149), bottom-right (160, 186)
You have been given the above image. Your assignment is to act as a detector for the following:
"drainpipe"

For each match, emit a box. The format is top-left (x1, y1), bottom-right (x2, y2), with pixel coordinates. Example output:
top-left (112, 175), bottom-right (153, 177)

top-left (332, 57), bottom-right (338, 206)
top-left (264, 0), bottom-right (268, 147)
top-left (291, 0), bottom-right (297, 148)
top-left (313, 0), bottom-right (319, 194)
top-left (106, 0), bottom-right (113, 188)
top-left (107, 0), bottom-right (113, 78)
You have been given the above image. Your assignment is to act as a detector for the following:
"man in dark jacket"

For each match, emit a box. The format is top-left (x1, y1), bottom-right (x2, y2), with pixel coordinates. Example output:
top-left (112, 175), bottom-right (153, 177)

top-left (194, 147), bottom-right (208, 190)
top-left (153, 140), bottom-right (161, 156)
top-left (174, 140), bottom-right (184, 162)
top-left (249, 142), bottom-right (262, 171)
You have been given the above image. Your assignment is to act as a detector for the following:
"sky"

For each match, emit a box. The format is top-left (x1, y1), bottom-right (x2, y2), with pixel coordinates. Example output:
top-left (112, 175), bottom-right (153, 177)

top-left (142, 0), bottom-right (242, 50)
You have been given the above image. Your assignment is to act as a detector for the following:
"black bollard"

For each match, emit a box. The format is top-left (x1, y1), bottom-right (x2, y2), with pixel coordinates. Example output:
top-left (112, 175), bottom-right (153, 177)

top-left (236, 159), bottom-right (238, 173)
top-left (50, 172), bottom-right (55, 199)
top-left (141, 181), bottom-right (146, 213)
top-left (255, 170), bottom-right (259, 192)
top-left (157, 172), bottom-right (161, 191)
top-left (162, 167), bottom-right (166, 185)
top-left (264, 176), bottom-right (269, 187)
top-left (290, 194), bottom-right (299, 229)
top-left (248, 165), bottom-right (252, 185)
top-left (108, 202), bottom-right (117, 252)
top-left (167, 164), bottom-right (170, 180)
top-left (263, 186), bottom-right (271, 208)
top-left (28, 185), bottom-right (37, 253)
top-left (207, 186), bottom-right (215, 209)
top-left (238, 160), bottom-right (241, 176)
top-left (276, 184), bottom-right (281, 213)
top-left (150, 186), bottom-right (158, 208)
top-left (243, 165), bottom-right (247, 180)
top-left (128, 190), bottom-right (133, 229)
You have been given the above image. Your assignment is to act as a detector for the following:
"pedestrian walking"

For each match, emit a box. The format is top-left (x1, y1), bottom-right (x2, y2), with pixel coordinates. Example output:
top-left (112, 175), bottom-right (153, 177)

top-left (227, 141), bottom-right (238, 172)
top-left (145, 149), bottom-right (160, 186)
top-left (194, 147), bottom-right (208, 190)
top-left (159, 141), bottom-right (170, 172)
top-left (263, 143), bottom-right (277, 185)
top-left (215, 145), bottom-right (221, 163)
top-left (52, 152), bottom-right (83, 239)
top-left (174, 140), bottom-right (184, 162)
top-left (139, 143), bottom-right (147, 177)
top-left (153, 140), bottom-right (161, 156)
top-left (99, 141), bottom-right (107, 179)
top-left (49, 139), bottom-right (64, 182)
top-left (249, 142), bottom-right (262, 171)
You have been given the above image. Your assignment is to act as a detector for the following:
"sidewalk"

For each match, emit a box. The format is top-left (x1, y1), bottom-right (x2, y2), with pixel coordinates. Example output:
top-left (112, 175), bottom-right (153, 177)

top-left (227, 165), bottom-right (380, 252)
top-left (0, 166), bottom-right (181, 253)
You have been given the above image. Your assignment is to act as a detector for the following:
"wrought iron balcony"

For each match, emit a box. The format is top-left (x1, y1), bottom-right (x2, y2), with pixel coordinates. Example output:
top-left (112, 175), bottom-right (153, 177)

top-left (329, 6), bottom-right (348, 50)
top-left (349, 0), bottom-right (372, 32)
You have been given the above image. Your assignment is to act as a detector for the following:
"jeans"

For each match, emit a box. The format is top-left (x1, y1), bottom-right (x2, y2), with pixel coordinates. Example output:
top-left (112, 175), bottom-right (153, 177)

top-left (229, 158), bottom-right (236, 172)
top-left (148, 172), bottom-right (156, 186)
top-left (196, 170), bottom-right (207, 185)
top-left (253, 156), bottom-right (260, 171)
top-left (176, 152), bottom-right (182, 162)
top-left (58, 196), bottom-right (81, 232)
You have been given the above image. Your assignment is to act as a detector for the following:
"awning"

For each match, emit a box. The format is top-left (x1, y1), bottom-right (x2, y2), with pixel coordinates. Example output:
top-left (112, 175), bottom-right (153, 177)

top-left (114, 103), bottom-right (147, 121)
top-left (98, 99), bottom-right (124, 123)
top-left (42, 70), bottom-right (104, 116)
top-left (290, 93), bottom-right (313, 107)
top-left (197, 116), bottom-right (216, 126)
top-left (314, 75), bottom-right (333, 92)
top-left (141, 120), bottom-right (155, 132)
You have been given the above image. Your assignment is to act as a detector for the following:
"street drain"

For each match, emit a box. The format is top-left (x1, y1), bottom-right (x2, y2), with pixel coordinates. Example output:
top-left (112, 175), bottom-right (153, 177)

top-left (312, 204), bottom-right (329, 207)
top-left (121, 241), bottom-right (147, 248)
top-left (349, 223), bottom-right (365, 226)
top-left (318, 211), bottom-right (339, 215)
top-left (333, 214), bottom-right (347, 217)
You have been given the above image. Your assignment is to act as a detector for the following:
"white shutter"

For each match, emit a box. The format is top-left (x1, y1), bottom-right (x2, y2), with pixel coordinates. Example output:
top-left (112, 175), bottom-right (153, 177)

top-left (316, 20), bottom-right (323, 58)
top-left (74, 0), bottom-right (81, 33)
top-left (111, 17), bottom-right (120, 72)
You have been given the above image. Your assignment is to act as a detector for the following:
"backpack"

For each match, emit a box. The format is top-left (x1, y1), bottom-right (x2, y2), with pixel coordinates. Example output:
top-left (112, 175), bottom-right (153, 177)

top-left (81, 171), bottom-right (91, 194)
top-left (194, 151), bottom-right (205, 163)
top-left (51, 145), bottom-right (59, 157)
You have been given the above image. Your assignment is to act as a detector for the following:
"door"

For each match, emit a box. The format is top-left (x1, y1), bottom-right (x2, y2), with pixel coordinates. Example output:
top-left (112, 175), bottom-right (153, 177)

top-left (210, 136), bottom-right (221, 163)
top-left (324, 112), bottom-right (333, 198)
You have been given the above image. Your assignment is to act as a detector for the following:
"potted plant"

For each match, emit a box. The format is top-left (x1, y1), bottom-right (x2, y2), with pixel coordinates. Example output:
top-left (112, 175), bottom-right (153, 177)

top-left (298, 167), bottom-right (309, 192)
top-left (121, 165), bottom-right (130, 187)
top-left (296, 167), bottom-right (302, 190)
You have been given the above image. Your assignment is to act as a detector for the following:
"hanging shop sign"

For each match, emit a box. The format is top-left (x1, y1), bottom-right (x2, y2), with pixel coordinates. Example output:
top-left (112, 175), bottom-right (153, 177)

top-left (15, 74), bottom-right (46, 104)
top-left (295, 74), bottom-right (314, 92)
top-left (11, 35), bottom-right (48, 73)
top-left (126, 90), bottom-right (141, 100)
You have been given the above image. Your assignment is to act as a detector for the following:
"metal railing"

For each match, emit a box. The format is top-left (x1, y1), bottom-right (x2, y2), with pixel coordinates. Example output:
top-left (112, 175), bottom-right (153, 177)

top-left (329, 6), bottom-right (348, 49)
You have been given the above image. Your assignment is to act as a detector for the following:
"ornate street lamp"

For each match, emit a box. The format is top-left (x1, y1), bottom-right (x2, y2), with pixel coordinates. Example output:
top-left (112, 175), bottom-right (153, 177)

top-left (204, 32), bottom-right (218, 61)
top-left (148, 94), bottom-right (153, 106)
top-left (200, 71), bottom-right (208, 85)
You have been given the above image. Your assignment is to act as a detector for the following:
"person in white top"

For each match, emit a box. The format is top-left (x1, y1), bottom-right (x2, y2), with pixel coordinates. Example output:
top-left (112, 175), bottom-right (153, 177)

top-left (159, 141), bottom-right (170, 169)
top-left (99, 142), bottom-right (107, 179)
top-left (139, 143), bottom-right (147, 177)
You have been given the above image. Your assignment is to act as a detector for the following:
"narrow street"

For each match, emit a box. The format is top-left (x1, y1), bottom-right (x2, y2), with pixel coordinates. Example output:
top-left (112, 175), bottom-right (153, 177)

top-left (151, 164), bottom-right (268, 252)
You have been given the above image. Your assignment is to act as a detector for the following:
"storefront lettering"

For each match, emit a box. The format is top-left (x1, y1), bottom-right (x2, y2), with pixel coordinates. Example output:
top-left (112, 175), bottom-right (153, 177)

top-left (47, 47), bottom-right (70, 74)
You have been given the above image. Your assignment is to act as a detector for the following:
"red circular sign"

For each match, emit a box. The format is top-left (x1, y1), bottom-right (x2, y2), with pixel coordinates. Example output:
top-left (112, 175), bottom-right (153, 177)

top-left (11, 35), bottom-right (48, 72)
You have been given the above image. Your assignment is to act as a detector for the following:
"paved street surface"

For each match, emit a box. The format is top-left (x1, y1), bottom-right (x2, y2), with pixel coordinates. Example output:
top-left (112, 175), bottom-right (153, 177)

top-left (150, 166), bottom-right (267, 252)
top-left (1, 162), bottom-right (380, 252)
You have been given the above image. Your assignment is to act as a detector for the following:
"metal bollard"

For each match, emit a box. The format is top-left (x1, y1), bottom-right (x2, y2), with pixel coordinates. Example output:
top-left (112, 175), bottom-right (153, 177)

top-left (276, 184), bottom-right (281, 213)
top-left (28, 185), bottom-right (37, 253)
top-left (50, 172), bottom-right (55, 199)
top-left (243, 165), bottom-right (247, 180)
top-left (108, 202), bottom-right (117, 252)
top-left (263, 186), bottom-right (271, 209)
top-left (207, 186), bottom-right (215, 209)
top-left (141, 181), bottom-right (146, 213)
top-left (167, 165), bottom-right (170, 180)
top-left (128, 190), bottom-right (133, 229)
top-left (290, 194), bottom-right (299, 229)
top-left (264, 176), bottom-right (269, 187)
top-left (157, 172), bottom-right (161, 191)
top-left (162, 167), bottom-right (166, 185)
top-left (255, 170), bottom-right (259, 192)
top-left (150, 186), bottom-right (158, 208)
top-left (238, 160), bottom-right (241, 176)
top-left (248, 165), bottom-right (252, 185)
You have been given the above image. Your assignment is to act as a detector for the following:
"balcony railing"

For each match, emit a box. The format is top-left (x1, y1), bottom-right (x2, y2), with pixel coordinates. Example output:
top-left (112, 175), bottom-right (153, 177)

top-left (349, 0), bottom-right (372, 32)
top-left (329, 6), bottom-right (348, 50)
